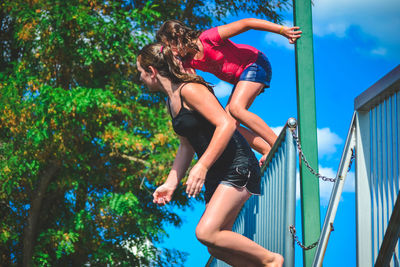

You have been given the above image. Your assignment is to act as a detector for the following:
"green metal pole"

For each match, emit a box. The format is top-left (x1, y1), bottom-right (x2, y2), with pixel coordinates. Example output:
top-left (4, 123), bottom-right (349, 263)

top-left (292, 0), bottom-right (322, 266)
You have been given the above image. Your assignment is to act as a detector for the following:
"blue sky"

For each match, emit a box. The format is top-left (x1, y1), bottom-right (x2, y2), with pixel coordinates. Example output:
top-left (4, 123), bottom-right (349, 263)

top-left (159, 0), bottom-right (400, 266)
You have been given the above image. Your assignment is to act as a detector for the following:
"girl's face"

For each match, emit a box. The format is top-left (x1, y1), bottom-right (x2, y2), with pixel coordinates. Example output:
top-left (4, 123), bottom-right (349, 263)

top-left (136, 59), bottom-right (158, 91)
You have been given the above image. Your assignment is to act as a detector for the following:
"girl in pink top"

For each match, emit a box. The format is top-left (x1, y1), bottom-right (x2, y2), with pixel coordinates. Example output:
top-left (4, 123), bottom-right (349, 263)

top-left (156, 18), bottom-right (301, 164)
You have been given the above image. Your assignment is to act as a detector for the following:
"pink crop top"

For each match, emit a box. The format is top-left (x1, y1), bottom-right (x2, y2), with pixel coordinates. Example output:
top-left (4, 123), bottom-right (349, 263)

top-left (182, 27), bottom-right (259, 84)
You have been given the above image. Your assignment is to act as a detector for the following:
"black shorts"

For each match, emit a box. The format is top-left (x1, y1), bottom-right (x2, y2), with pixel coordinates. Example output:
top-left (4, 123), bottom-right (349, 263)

top-left (203, 133), bottom-right (261, 203)
top-left (204, 161), bottom-right (261, 203)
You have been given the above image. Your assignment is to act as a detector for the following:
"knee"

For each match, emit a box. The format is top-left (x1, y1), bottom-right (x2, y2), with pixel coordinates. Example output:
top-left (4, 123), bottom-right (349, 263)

top-left (195, 223), bottom-right (216, 247)
top-left (227, 103), bottom-right (245, 120)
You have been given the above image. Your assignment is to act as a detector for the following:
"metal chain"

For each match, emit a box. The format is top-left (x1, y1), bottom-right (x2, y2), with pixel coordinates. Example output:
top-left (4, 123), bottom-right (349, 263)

top-left (291, 129), bottom-right (336, 182)
top-left (291, 129), bottom-right (356, 183)
top-left (289, 225), bottom-right (319, 250)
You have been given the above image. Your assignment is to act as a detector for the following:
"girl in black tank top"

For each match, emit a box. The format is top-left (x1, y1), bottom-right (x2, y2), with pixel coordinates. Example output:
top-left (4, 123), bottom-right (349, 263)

top-left (167, 83), bottom-right (260, 201)
top-left (137, 43), bottom-right (284, 266)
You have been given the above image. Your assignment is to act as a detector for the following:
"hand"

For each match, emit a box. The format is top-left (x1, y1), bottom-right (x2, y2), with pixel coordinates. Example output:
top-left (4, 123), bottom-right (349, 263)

top-left (186, 162), bottom-right (208, 198)
top-left (280, 26), bottom-right (302, 44)
top-left (153, 183), bottom-right (176, 206)
top-left (259, 153), bottom-right (268, 167)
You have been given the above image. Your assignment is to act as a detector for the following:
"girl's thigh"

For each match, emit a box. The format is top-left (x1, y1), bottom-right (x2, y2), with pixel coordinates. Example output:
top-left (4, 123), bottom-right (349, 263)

top-left (227, 81), bottom-right (265, 110)
top-left (199, 183), bottom-right (251, 232)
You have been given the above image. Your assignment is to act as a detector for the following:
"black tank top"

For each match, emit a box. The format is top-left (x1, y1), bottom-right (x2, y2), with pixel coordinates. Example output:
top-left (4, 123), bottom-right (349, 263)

top-left (167, 84), bottom-right (256, 172)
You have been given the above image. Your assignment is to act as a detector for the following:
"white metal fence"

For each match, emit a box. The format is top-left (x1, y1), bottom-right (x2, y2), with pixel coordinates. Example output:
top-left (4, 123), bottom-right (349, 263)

top-left (355, 65), bottom-right (400, 266)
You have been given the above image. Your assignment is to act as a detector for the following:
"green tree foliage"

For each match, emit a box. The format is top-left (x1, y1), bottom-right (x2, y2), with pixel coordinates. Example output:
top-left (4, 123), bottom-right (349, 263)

top-left (130, 0), bottom-right (290, 29)
top-left (0, 0), bottom-right (288, 266)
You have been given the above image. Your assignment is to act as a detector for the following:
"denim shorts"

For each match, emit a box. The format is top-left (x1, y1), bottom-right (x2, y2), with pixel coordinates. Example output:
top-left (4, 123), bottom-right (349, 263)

top-left (237, 52), bottom-right (272, 93)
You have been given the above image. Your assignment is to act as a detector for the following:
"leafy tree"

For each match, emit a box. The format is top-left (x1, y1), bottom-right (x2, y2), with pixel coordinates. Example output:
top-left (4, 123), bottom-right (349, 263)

top-left (130, 0), bottom-right (290, 28)
top-left (0, 0), bottom-right (289, 266)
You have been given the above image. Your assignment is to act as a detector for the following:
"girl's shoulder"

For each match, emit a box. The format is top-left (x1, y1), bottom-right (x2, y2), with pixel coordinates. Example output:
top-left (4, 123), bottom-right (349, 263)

top-left (199, 27), bottom-right (223, 45)
top-left (180, 83), bottom-right (212, 99)
top-left (180, 82), bottom-right (206, 94)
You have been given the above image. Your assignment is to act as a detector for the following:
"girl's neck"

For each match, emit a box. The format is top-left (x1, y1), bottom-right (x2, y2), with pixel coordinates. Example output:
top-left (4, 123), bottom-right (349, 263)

top-left (157, 76), bottom-right (182, 99)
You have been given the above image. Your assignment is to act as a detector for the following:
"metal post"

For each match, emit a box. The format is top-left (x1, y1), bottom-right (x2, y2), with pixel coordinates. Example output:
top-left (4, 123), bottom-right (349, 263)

top-left (292, 0), bottom-right (322, 266)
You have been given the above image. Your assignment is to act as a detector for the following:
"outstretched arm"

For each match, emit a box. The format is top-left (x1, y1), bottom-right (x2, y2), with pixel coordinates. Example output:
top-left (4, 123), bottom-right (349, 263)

top-left (217, 18), bottom-right (302, 44)
top-left (153, 136), bottom-right (194, 205)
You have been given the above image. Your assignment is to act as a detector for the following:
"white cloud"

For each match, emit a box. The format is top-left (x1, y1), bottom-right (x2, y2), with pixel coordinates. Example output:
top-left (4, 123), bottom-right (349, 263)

top-left (271, 126), bottom-right (284, 136)
top-left (319, 166), bottom-right (355, 206)
top-left (312, 0), bottom-right (400, 58)
top-left (295, 166), bottom-right (355, 206)
top-left (270, 126), bottom-right (342, 158)
top-left (371, 47), bottom-right (387, 56)
top-left (264, 32), bottom-right (294, 50)
top-left (213, 81), bottom-right (232, 98)
top-left (317, 128), bottom-right (343, 157)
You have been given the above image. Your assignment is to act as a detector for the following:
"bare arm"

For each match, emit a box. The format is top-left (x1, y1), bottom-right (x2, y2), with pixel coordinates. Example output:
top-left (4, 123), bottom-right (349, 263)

top-left (153, 136), bottom-right (195, 205)
top-left (217, 18), bottom-right (302, 44)
top-left (164, 136), bottom-right (195, 187)
top-left (181, 83), bottom-right (236, 197)
top-left (182, 84), bottom-right (236, 170)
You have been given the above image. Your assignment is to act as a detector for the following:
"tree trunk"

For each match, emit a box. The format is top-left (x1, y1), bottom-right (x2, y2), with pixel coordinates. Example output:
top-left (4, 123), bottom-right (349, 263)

top-left (22, 164), bottom-right (59, 267)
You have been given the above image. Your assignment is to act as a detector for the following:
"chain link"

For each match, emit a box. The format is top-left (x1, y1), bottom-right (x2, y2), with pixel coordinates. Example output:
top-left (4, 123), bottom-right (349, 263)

top-left (291, 129), bottom-right (356, 183)
top-left (289, 225), bottom-right (319, 250)
top-left (290, 128), bottom-right (356, 250)
top-left (291, 129), bottom-right (337, 182)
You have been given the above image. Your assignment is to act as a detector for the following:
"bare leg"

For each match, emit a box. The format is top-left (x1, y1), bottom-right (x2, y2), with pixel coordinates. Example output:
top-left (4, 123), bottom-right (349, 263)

top-left (208, 246), bottom-right (259, 267)
top-left (237, 126), bottom-right (271, 155)
top-left (225, 93), bottom-right (272, 165)
top-left (237, 126), bottom-right (271, 166)
top-left (203, 187), bottom-right (259, 267)
top-left (226, 81), bottom-right (277, 148)
top-left (196, 184), bottom-right (284, 266)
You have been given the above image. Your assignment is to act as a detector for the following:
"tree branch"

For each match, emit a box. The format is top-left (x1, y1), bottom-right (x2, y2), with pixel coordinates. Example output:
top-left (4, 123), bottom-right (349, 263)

top-left (117, 153), bottom-right (150, 167)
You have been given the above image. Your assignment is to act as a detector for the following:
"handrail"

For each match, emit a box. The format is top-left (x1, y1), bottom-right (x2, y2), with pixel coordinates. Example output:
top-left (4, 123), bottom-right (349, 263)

top-left (312, 112), bottom-right (356, 266)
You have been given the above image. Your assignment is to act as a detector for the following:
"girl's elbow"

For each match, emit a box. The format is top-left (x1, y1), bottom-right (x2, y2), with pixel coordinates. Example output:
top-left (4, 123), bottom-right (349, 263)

top-left (226, 118), bottom-right (237, 133)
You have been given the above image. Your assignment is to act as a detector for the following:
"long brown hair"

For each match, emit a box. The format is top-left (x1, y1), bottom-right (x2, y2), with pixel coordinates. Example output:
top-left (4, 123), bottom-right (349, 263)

top-left (138, 42), bottom-right (212, 91)
top-left (156, 20), bottom-right (201, 57)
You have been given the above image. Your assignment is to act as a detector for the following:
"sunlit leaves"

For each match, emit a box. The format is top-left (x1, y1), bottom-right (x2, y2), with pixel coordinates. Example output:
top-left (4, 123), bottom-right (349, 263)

top-left (0, 1), bottom-right (184, 265)
top-left (0, 0), bottom-right (286, 265)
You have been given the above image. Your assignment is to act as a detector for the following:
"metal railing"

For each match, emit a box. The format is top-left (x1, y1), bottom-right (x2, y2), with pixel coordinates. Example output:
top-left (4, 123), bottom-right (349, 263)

top-left (206, 118), bottom-right (297, 267)
top-left (312, 113), bottom-right (356, 266)
top-left (354, 65), bottom-right (400, 267)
